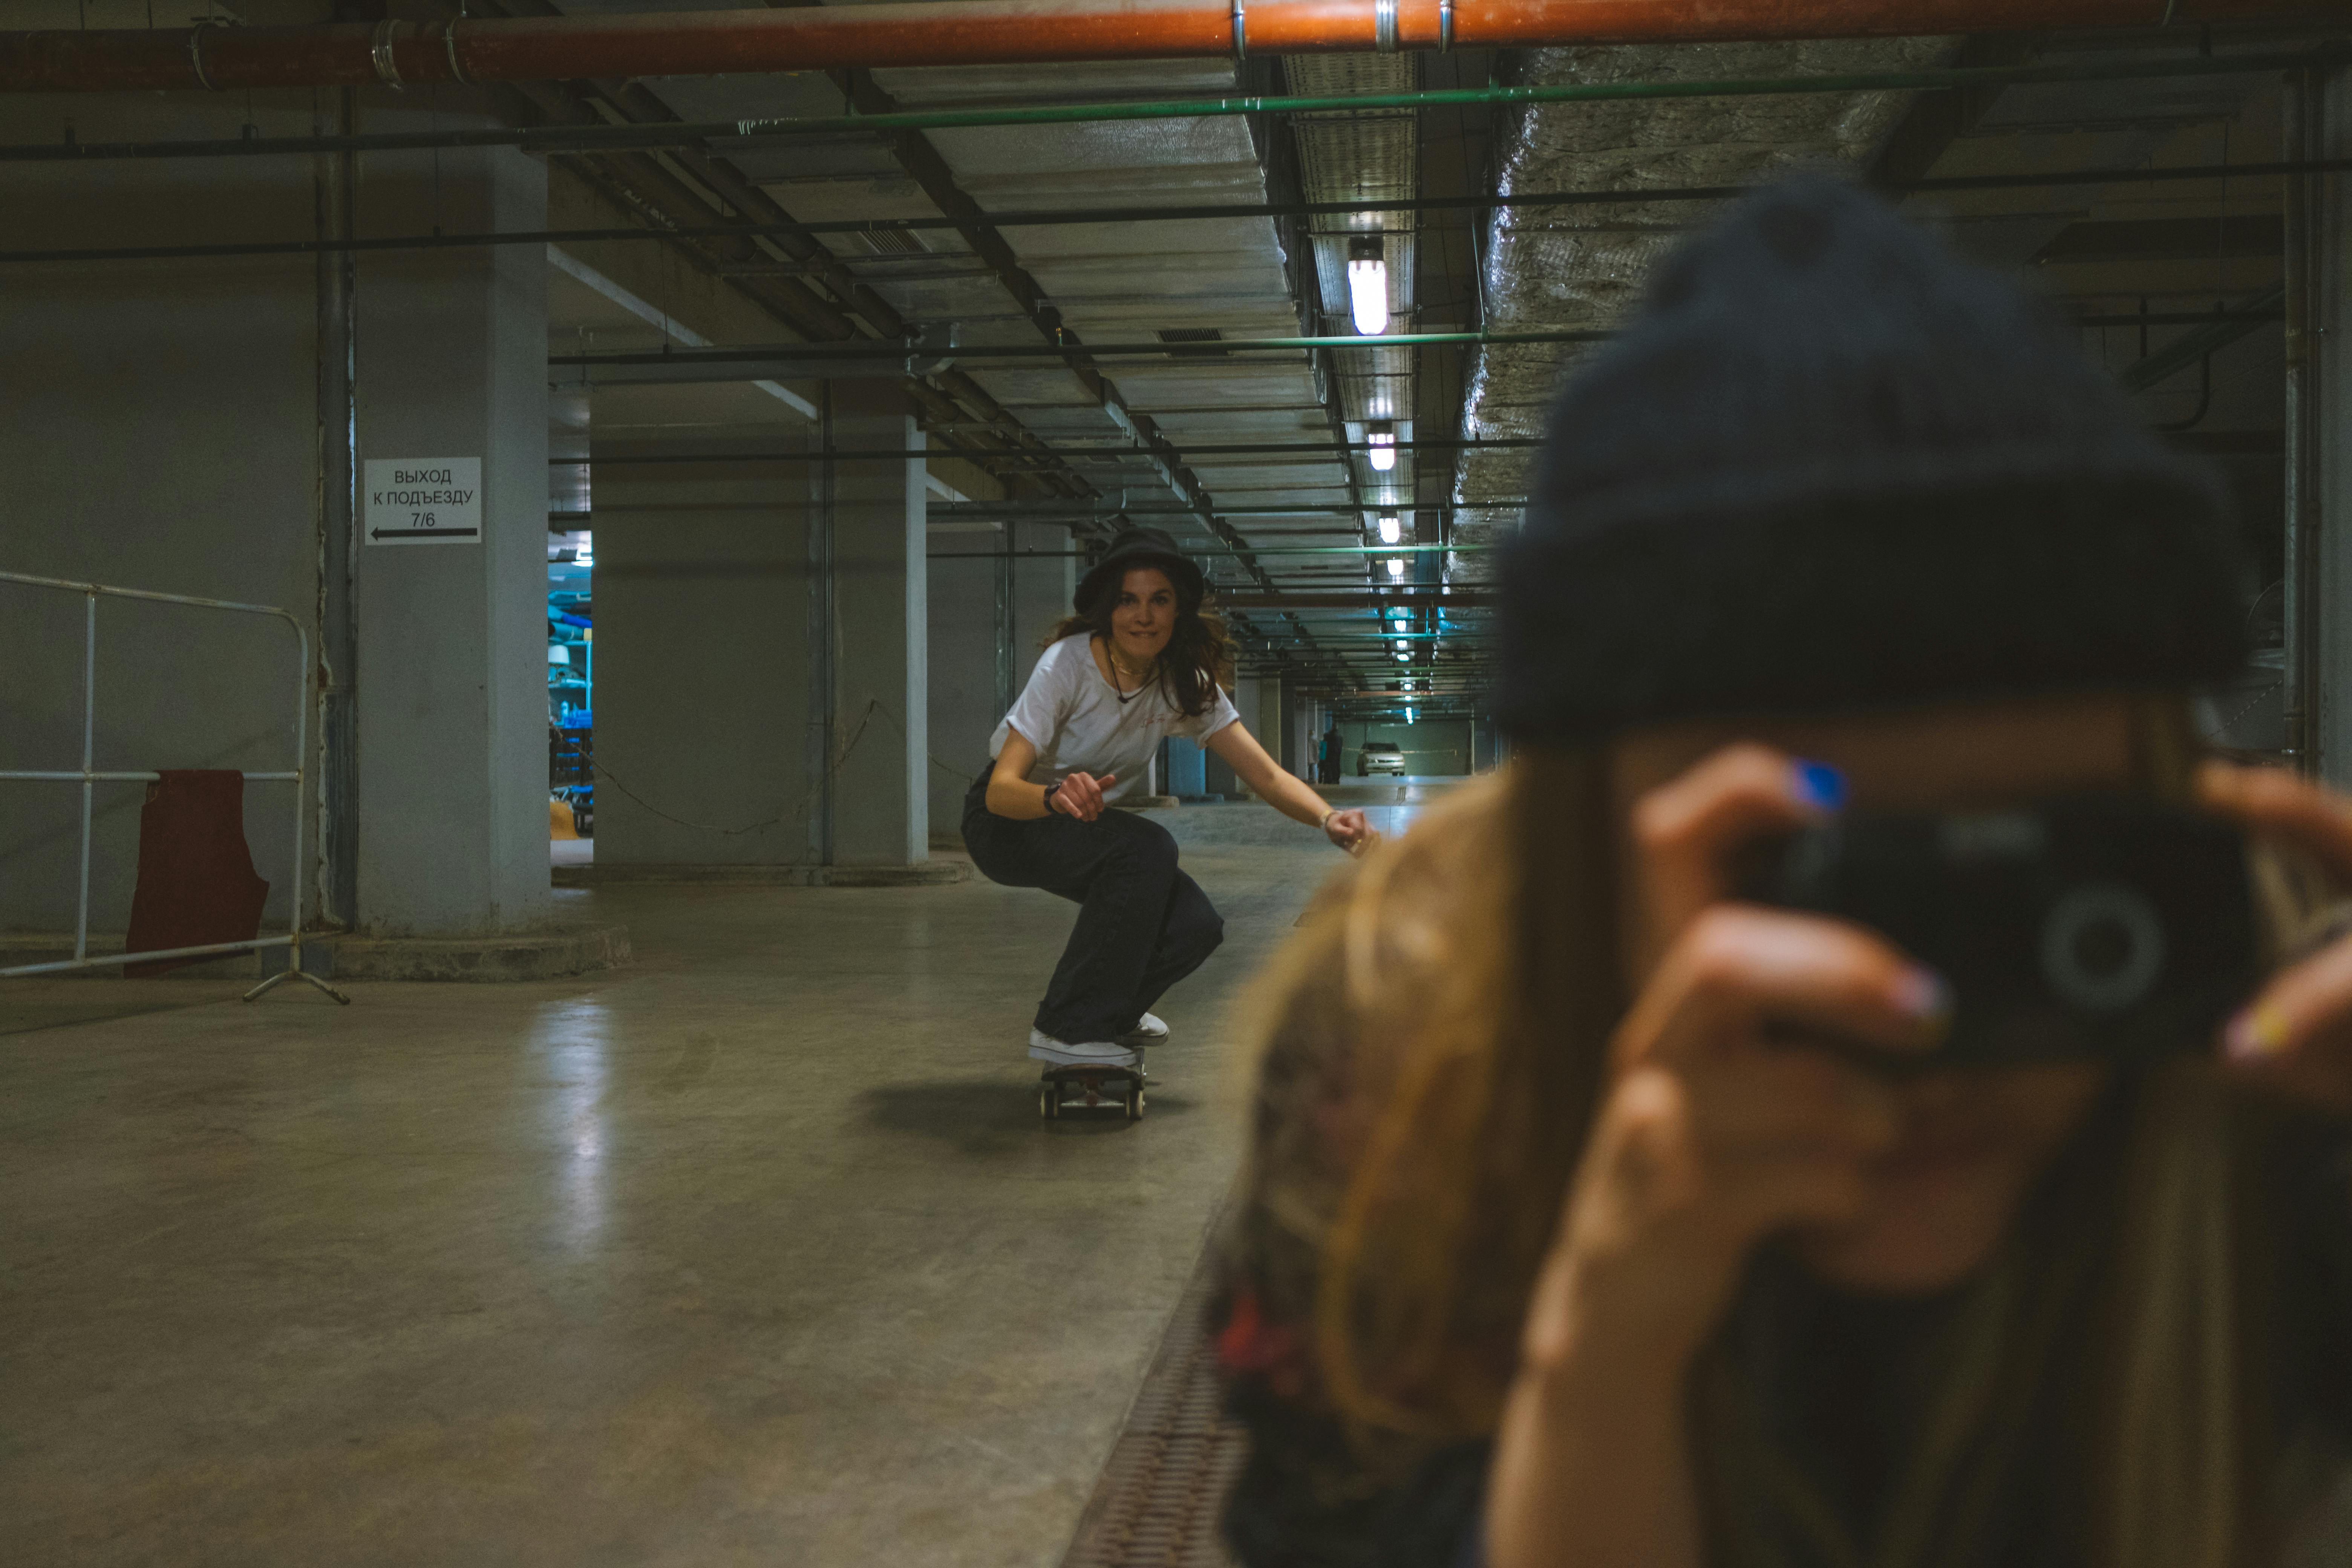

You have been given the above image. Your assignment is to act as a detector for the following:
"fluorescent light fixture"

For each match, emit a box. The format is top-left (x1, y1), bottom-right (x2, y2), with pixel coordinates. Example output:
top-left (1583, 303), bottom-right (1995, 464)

top-left (1395, 653), bottom-right (1409, 662)
top-left (1377, 513), bottom-right (1402, 545)
top-left (1366, 421), bottom-right (1397, 473)
top-left (1394, 639), bottom-right (1409, 652)
top-left (1406, 706), bottom-right (1417, 723)
top-left (1386, 557), bottom-right (1406, 579)
top-left (1346, 235), bottom-right (1389, 336)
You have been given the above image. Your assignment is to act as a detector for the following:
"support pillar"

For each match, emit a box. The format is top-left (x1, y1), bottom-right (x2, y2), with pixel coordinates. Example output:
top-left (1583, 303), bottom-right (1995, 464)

top-left (352, 144), bottom-right (552, 934)
top-left (2303, 67), bottom-right (2352, 788)
top-left (830, 391), bottom-right (929, 865)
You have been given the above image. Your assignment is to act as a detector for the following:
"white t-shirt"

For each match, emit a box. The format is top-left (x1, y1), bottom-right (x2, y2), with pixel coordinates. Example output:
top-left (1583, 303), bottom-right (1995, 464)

top-left (991, 634), bottom-right (1241, 804)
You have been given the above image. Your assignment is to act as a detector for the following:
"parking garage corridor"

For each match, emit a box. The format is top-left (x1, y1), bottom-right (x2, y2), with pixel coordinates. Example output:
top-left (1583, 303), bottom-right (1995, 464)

top-left (0, 799), bottom-right (1440, 1566)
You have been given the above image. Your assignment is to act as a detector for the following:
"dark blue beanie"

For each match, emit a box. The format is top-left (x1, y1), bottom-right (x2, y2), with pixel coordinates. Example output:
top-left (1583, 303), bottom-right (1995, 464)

top-left (1498, 174), bottom-right (2246, 743)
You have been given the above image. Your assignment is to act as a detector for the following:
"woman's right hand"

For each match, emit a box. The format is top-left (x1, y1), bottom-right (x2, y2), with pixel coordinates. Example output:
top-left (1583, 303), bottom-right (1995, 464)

top-left (1048, 770), bottom-right (1115, 822)
top-left (1488, 746), bottom-right (1947, 1568)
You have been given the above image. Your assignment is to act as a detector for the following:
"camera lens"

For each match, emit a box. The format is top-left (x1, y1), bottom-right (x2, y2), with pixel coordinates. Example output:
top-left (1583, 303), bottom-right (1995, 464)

top-left (2039, 882), bottom-right (2165, 1015)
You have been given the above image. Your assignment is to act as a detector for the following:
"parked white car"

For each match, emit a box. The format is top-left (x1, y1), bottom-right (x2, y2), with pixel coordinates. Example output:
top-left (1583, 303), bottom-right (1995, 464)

top-left (1357, 741), bottom-right (1407, 776)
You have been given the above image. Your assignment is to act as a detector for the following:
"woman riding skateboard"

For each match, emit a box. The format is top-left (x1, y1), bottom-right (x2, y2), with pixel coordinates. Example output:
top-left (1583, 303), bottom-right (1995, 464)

top-left (963, 526), bottom-right (1377, 1069)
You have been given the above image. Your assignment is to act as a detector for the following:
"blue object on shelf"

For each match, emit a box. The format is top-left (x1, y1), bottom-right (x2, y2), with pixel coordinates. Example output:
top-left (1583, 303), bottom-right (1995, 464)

top-left (560, 709), bottom-right (593, 729)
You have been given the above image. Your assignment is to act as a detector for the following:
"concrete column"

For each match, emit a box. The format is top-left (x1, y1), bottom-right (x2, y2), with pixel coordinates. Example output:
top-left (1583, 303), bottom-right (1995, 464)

top-left (925, 518), bottom-right (1066, 836)
top-left (2311, 67), bottom-right (2352, 789)
top-left (830, 393), bottom-right (928, 866)
top-left (594, 452), bottom-right (812, 868)
top-left (0, 93), bottom-right (326, 943)
top-left (1256, 678), bottom-right (1286, 772)
top-left (352, 145), bottom-right (552, 934)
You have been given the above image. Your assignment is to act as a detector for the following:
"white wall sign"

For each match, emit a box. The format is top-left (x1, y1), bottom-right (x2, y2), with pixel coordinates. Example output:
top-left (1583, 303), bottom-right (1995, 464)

top-left (364, 458), bottom-right (482, 546)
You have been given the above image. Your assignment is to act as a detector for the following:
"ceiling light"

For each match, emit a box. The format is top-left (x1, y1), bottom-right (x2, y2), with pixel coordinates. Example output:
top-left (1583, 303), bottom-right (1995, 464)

top-left (1406, 706), bottom-right (1417, 723)
top-left (1346, 235), bottom-right (1389, 336)
top-left (1377, 513), bottom-right (1402, 545)
top-left (1395, 653), bottom-right (1409, 662)
top-left (1386, 558), bottom-right (1406, 579)
top-left (1366, 421), bottom-right (1397, 473)
top-left (1394, 639), bottom-right (1409, 652)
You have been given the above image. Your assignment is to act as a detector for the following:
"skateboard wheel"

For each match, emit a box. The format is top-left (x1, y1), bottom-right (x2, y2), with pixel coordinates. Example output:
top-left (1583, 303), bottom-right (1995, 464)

top-left (1040, 1084), bottom-right (1059, 1119)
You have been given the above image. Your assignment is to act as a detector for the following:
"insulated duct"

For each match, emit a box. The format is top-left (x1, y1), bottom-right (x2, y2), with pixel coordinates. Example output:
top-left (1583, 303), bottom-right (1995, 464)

top-left (1453, 35), bottom-right (1948, 556)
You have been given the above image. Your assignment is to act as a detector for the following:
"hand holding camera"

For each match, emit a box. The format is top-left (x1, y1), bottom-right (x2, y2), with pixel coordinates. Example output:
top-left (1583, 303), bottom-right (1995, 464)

top-left (1512, 744), bottom-right (2352, 1450)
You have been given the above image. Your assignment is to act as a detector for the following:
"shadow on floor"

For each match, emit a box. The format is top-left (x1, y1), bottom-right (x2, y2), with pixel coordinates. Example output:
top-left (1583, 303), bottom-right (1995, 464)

top-left (0, 978), bottom-right (251, 1037)
top-left (861, 1076), bottom-right (1199, 1153)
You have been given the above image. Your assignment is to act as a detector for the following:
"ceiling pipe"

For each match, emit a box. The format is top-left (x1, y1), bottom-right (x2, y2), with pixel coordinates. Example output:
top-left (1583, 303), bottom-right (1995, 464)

top-left (2, 52), bottom-right (2324, 153)
top-left (0, 0), bottom-right (2330, 94)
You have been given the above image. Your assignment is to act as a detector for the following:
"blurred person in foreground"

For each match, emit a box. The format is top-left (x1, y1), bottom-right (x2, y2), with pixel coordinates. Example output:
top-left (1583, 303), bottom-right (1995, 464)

top-left (1214, 176), bottom-right (2352, 1568)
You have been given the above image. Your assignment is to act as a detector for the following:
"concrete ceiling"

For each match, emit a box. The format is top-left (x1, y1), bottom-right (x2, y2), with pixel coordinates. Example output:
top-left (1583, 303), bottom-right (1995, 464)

top-left (537, 8), bottom-right (2320, 716)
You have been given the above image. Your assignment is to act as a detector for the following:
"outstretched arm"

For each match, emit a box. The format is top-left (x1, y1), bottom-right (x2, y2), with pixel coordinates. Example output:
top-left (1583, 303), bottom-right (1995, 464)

top-left (1205, 721), bottom-right (1376, 854)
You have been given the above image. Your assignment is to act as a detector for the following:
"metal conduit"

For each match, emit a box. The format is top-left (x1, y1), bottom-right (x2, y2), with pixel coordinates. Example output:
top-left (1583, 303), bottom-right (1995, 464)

top-left (545, 307), bottom-right (2278, 376)
top-left (12, 158), bottom-right (2352, 268)
top-left (563, 439), bottom-right (1544, 464)
top-left (0, 51), bottom-right (2330, 158)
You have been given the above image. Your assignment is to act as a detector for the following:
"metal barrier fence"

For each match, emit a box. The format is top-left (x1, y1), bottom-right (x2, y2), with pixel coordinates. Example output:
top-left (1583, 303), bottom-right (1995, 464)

top-left (0, 570), bottom-right (348, 1004)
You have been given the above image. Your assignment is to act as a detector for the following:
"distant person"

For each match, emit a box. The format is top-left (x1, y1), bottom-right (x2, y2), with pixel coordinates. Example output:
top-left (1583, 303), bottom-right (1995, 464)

top-left (963, 527), bottom-right (1376, 1071)
top-left (1319, 724), bottom-right (1344, 785)
top-left (1216, 179), bottom-right (2352, 1568)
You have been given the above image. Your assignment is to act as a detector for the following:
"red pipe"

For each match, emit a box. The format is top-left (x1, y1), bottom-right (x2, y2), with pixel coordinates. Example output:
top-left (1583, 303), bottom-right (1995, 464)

top-left (0, 0), bottom-right (2324, 94)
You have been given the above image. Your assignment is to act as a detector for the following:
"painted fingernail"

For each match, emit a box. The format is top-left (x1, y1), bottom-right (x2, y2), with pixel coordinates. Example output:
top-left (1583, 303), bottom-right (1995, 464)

top-left (2225, 1008), bottom-right (2292, 1060)
top-left (1793, 759), bottom-right (1848, 813)
top-left (1892, 966), bottom-right (1951, 1022)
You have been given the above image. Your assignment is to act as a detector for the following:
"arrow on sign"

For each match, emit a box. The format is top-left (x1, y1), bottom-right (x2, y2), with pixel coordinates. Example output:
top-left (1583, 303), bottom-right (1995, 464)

top-left (370, 527), bottom-right (481, 541)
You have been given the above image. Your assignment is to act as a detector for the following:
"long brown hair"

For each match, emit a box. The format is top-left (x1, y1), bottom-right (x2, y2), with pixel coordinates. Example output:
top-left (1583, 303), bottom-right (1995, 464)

top-left (1232, 699), bottom-right (2306, 1567)
top-left (1045, 559), bottom-right (1235, 718)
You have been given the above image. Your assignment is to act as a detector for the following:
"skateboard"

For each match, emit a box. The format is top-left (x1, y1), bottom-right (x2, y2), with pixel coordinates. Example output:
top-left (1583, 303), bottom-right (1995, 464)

top-left (1038, 1055), bottom-right (1146, 1121)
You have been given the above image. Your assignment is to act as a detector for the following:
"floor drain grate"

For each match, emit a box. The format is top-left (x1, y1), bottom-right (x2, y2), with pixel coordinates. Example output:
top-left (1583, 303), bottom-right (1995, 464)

top-left (1060, 1243), bottom-right (1247, 1568)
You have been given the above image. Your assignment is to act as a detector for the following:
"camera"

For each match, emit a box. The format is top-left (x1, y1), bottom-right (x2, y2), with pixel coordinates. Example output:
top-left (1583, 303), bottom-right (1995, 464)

top-left (1740, 796), bottom-right (2260, 1068)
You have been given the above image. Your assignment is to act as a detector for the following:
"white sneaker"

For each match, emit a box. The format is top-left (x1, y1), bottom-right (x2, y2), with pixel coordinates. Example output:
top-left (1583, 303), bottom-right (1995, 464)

top-left (1028, 1028), bottom-right (1138, 1069)
top-left (1118, 1012), bottom-right (1170, 1046)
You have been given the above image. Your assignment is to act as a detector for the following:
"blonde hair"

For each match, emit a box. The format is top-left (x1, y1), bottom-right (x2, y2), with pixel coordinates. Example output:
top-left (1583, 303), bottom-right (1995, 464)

top-left (1231, 703), bottom-right (2292, 1565)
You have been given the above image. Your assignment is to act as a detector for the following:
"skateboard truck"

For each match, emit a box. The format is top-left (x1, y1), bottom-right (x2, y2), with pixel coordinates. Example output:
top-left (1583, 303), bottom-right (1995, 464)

top-left (1039, 1054), bottom-right (1145, 1122)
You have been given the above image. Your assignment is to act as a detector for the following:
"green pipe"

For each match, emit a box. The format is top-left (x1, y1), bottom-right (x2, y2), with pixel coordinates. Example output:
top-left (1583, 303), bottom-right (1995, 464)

top-left (17, 156), bottom-right (2346, 268)
top-left (568, 439), bottom-right (1541, 464)
top-left (2117, 285), bottom-right (2288, 392)
top-left (565, 303), bottom-right (2275, 375)
top-left (928, 503), bottom-right (1525, 517)
top-left (928, 543), bottom-right (1492, 558)
top-left (0, 49), bottom-right (2328, 164)
top-left (555, 329), bottom-right (1603, 369)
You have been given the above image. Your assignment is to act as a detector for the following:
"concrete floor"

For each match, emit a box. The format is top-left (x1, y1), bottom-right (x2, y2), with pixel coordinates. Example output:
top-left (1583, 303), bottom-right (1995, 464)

top-left (0, 800), bottom-right (1424, 1568)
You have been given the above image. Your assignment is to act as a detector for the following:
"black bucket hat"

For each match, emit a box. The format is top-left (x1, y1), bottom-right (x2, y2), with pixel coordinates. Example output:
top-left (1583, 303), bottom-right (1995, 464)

top-left (1499, 174), bottom-right (2244, 743)
top-left (1076, 526), bottom-right (1206, 611)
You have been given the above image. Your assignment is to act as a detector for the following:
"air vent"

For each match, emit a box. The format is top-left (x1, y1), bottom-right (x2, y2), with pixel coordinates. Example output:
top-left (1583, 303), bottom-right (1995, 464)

top-left (859, 227), bottom-right (930, 257)
top-left (1155, 328), bottom-right (1227, 357)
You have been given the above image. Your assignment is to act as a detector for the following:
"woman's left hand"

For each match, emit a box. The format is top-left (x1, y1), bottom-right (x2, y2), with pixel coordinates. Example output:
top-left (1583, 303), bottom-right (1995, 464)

top-left (1324, 808), bottom-right (1377, 856)
top-left (2199, 760), bottom-right (2352, 1116)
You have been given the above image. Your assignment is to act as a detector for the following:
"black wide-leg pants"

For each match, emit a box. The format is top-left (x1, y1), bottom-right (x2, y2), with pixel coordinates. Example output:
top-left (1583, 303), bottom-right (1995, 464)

top-left (961, 772), bottom-right (1225, 1044)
